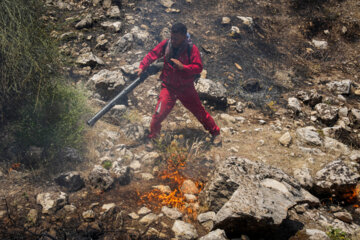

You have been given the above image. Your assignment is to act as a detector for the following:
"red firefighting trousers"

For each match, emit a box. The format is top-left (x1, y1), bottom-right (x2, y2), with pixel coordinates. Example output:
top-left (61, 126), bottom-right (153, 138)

top-left (148, 85), bottom-right (220, 139)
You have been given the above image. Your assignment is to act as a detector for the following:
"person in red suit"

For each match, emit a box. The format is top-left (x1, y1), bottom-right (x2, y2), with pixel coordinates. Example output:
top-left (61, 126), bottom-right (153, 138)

top-left (135, 23), bottom-right (221, 148)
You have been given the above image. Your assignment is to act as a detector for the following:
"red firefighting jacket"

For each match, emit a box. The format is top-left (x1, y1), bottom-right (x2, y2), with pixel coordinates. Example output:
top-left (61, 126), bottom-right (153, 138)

top-left (139, 39), bottom-right (203, 90)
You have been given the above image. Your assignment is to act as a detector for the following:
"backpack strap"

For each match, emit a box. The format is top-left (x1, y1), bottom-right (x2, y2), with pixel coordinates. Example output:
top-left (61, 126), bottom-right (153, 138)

top-left (187, 43), bottom-right (193, 63)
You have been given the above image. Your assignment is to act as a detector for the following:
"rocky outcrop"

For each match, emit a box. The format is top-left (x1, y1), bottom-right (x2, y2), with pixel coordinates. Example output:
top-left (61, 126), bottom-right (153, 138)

top-left (313, 160), bottom-right (360, 196)
top-left (88, 165), bottom-right (114, 191)
top-left (36, 192), bottom-right (68, 214)
top-left (195, 78), bottom-right (227, 106)
top-left (54, 171), bottom-right (85, 192)
top-left (86, 69), bottom-right (126, 100)
top-left (200, 157), bottom-right (319, 236)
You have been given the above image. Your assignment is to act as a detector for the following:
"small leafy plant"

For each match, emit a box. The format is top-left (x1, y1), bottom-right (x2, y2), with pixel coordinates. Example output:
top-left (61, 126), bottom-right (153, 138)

top-left (326, 227), bottom-right (351, 240)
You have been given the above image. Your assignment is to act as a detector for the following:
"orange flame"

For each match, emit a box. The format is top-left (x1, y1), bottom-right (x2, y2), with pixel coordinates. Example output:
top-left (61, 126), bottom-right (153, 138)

top-left (342, 184), bottom-right (360, 206)
top-left (138, 147), bottom-right (203, 219)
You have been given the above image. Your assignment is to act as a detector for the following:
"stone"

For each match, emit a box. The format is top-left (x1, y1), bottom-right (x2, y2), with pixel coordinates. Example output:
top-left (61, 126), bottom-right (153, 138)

top-left (339, 107), bottom-right (349, 117)
top-left (172, 220), bottom-right (198, 240)
top-left (59, 31), bottom-right (77, 42)
top-left (95, 34), bottom-right (109, 51)
top-left (101, 203), bottom-right (116, 213)
top-left (54, 171), bottom-right (85, 192)
top-left (314, 160), bottom-right (360, 196)
top-left (101, 21), bottom-right (122, 33)
top-left (184, 194), bottom-right (197, 202)
top-left (312, 39), bottom-right (328, 49)
top-left (160, 0), bottom-right (174, 8)
top-left (112, 33), bottom-right (134, 54)
top-left (230, 26), bottom-right (241, 37)
top-left (161, 206), bottom-right (183, 220)
top-left (111, 163), bottom-right (132, 185)
top-left (279, 132), bottom-right (292, 147)
top-left (142, 151), bottom-right (161, 166)
top-left (326, 80), bottom-right (352, 95)
top-left (293, 168), bottom-right (313, 189)
top-left (350, 108), bottom-right (360, 126)
top-left (199, 229), bottom-right (228, 240)
top-left (82, 210), bottom-right (96, 222)
top-left (220, 113), bottom-right (236, 123)
top-left (288, 97), bottom-right (301, 113)
top-left (235, 101), bottom-right (246, 113)
top-left (129, 212), bottom-right (139, 219)
top-left (86, 69), bottom-right (126, 101)
top-left (141, 173), bottom-right (154, 180)
top-left (102, 0), bottom-right (112, 8)
top-left (76, 52), bottom-right (104, 68)
top-left (196, 78), bottom-right (227, 105)
top-left (237, 16), bottom-right (254, 27)
top-left (36, 192), bottom-right (68, 214)
top-left (197, 211), bottom-right (216, 223)
top-left (130, 26), bottom-right (150, 46)
top-left (324, 137), bottom-right (350, 155)
top-left (27, 209), bottom-right (38, 224)
top-left (350, 150), bottom-right (360, 162)
top-left (138, 207), bottom-right (152, 215)
top-left (75, 14), bottom-right (93, 29)
top-left (296, 126), bottom-right (322, 146)
top-left (334, 211), bottom-right (353, 223)
top-left (222, 17), bottom-right (231, 25)
top-left (106, 6), bottom-right (121, 18)
top-left (315, 103), bottom-right (339, 125)
top-left (139, 213), bottom-right (158, 225)
top-left (88, 165), bottom-right (114, 191)
top-left (152, 185), bottom-right (171, 194)
top-left (201, 157), bottom-right (314, 234)
top-left (122, 124), bottom-right (145, 141)
top-left (64, 205), bottom-right (77, 213)
top-left (305, 229), bottom-right (330, 240)
top-left (181, 180), bottom-right (199, 194)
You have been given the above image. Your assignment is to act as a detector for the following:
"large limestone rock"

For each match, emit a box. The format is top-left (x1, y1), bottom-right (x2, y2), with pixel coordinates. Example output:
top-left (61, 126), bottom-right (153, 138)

top-left (297, 90), bottom-right (322, 107)
top-left (172, 220), bottom-right (198, 240)
top-left (160, 0), bottom-right (174, 8)
top-left (36, 192), bottom-right (68, 214)
top-left (195, 78), bottom-right (227, 106)
top-left (54, 171), bottom-right (85, 192)
top-left (110, 162), bottom-right (132, 185)
top-left (122, 124), bottom-right (145, 141)
top-left (75, 14), bottom-right (93, 29)
top-left (86, 69), bottom-right (126, 101)
top-left (326, 80), bottom-right (352, 95)
top-left (287, 97), bottom-right (301, 113)
top-left (76, 52), bottom-right (104, 68)
top-left (101, 21), bottom-right (122, 33)
top-left (314, 160), bottom-right (360, 196)
top-left (199, 229), bottom-right (229, 240)
top-left (88, 165), bottom-right (114, 191)
top-left (315, 103), bottom-right (339, 126)
top-left (112, 33), bottom-right (134, 54)
top-left (201, 157), bottom-right (317, 235)
top-left (130, 26), bottom-right (150, 46)
top-left (296, 126), bottom-right (323, 146)
top-left (106, 5), bottom-right (121, 18)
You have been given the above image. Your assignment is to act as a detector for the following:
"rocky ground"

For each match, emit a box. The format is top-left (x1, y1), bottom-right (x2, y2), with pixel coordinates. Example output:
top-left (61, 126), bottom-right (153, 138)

top-left (1, 0), bottom-right (360, 239)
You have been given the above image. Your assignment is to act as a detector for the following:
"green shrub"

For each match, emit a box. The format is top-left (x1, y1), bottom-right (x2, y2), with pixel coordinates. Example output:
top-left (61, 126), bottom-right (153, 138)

top-left (0, 0), bottom-right (59, 120)
top-left (0, 0), bottom-right (89, 169)
top-left (15, 82), bottom-right (88, 159)
top-left (326, 227), bottom-right (351, 240)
